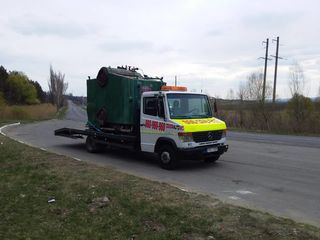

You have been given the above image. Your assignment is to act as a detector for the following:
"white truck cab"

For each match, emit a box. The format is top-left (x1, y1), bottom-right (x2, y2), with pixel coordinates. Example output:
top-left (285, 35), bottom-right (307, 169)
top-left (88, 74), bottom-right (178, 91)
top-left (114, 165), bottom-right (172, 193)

top-left (140, 88), bottom-right (228, 169)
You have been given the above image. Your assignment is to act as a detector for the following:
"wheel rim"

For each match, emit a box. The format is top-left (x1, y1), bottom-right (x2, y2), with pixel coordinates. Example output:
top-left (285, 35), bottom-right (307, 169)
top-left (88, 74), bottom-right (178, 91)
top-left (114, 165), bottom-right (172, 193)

top-left (161, 151), bottom-right (171, 164)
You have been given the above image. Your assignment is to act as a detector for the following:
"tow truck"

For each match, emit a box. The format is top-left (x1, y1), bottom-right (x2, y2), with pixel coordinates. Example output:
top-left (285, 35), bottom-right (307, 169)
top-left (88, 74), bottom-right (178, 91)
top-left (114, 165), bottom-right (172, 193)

top-left (55, 66), bottom-right (228, 169)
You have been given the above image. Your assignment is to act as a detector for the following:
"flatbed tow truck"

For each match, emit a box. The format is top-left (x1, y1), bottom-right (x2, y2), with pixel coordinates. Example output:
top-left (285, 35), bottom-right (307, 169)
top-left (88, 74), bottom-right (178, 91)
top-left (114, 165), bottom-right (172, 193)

top-left (55, 66), bottom-right (228, 169)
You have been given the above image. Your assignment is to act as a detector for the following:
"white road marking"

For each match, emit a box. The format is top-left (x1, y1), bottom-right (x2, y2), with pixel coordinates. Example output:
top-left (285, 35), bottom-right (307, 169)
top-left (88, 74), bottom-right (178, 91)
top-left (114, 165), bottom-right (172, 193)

top-left (73, 157), bottom-right (82, 161)
top-left (172, 184), bottom-right (191, 192)
top-left (0, 122), bottom-right (20, 136)
top-left (178, 187), bottom-right (189, 192)
top-left (40, 147), bottom-right (47, 151)
top-left (228, 196), bottom-right (241, 200)
top-left (236, 190), bottom-right (254, 195)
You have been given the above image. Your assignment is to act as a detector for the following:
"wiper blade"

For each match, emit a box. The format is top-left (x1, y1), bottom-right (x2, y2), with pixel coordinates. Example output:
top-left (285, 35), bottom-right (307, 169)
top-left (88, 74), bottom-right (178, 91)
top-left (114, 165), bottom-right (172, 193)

top-left (189, 115), bottom-right (208, 118)
top-left (171, 116), bottom-right (190, 119)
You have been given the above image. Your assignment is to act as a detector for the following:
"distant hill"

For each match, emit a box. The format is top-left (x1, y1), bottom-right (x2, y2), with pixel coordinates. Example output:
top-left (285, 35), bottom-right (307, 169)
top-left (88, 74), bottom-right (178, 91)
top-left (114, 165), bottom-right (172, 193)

top-left (66, 95), bottom-right (87, 105)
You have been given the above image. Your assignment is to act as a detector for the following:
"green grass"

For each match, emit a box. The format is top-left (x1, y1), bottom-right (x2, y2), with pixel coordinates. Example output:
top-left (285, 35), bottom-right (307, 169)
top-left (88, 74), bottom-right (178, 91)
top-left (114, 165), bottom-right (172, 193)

top-left (1, 133), bottom-right (320, 239)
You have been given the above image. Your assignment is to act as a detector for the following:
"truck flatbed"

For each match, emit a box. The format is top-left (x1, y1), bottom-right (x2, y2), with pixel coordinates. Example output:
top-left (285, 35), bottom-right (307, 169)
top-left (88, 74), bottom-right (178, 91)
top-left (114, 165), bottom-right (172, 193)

top-left (54, 128), bottom-right (137, 149)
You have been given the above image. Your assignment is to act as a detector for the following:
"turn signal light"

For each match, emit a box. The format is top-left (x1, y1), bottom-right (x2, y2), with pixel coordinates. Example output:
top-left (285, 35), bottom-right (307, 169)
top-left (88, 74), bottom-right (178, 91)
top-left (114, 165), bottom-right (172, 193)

top-left (222, 129), bottom-right (227, 138)
top-left (178, 132), bottom-right (193, 142)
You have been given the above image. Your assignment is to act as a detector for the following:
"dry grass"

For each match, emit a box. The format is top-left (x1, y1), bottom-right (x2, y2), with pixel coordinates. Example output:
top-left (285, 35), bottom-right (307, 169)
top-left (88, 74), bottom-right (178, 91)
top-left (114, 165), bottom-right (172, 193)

top-left (218, 109), bottom-right (320, 135)
top-left (215, 100), bottom-right (320, 135)
top-left (0, 104), bottom-right (56, 121)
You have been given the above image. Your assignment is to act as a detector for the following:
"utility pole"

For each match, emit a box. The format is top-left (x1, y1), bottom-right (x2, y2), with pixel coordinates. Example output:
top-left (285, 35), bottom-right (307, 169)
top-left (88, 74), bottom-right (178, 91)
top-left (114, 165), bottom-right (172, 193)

top-left (262, 38), bottom-right (269, 103)
top-left (175, 75), bottom-right (177, 86)
top-left (270, 36), bottom-right (283, 103)
top-left (259, 38), bottom-right (272, 104)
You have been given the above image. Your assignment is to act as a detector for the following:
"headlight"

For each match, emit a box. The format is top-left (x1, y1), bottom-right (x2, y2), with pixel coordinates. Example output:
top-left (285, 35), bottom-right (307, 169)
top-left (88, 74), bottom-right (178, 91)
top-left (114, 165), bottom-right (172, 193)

top-left (178, 132), bottom-right (193, 142)
top-left (222, 129), bottom-right (227, 138)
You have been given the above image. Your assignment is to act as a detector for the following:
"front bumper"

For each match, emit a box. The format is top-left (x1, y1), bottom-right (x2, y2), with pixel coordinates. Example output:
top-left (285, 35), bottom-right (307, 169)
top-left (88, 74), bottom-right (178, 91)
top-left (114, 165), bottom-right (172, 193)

top-left (178, 143), bottom-right (228, 160)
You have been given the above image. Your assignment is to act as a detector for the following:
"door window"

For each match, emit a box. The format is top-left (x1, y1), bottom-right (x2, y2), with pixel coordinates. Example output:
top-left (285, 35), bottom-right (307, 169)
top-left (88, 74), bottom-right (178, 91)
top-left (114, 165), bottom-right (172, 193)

top-left (143, 97), bottom-right (165, 117)
top-left (144, 97), bottom-right (157, 116)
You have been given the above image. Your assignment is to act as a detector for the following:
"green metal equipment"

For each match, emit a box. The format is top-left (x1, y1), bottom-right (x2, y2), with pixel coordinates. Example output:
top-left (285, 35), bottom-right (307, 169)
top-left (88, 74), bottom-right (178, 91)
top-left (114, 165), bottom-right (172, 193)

top-left (87, 66), bottom-right (165, 132)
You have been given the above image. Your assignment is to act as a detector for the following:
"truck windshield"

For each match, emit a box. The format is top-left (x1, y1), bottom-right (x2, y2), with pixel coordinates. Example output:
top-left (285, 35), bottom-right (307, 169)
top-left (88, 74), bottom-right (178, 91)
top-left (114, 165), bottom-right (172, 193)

top-left (167, 94), bottom-right (212, 119)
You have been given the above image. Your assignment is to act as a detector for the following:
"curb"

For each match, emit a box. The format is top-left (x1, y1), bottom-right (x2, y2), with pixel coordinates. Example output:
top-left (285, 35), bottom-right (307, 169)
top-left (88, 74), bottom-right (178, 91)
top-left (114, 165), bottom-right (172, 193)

top-left (0, 122), bottom-right (20, 136)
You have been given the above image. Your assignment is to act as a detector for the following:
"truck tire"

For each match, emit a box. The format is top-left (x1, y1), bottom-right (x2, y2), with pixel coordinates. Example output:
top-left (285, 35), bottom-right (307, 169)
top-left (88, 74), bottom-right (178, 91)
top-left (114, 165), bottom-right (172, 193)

top-left (86, 136), bottom-right (102, 153)
top-left (157, 144), bottom-right (179, 170)
top-left (204, 154), bottom-right (220, 164)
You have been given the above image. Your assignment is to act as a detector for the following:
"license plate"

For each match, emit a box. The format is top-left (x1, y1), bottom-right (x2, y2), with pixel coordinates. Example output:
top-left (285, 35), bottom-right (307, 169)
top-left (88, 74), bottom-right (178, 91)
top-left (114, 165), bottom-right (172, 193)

top-left (207, 147), bottom-right (218, 153)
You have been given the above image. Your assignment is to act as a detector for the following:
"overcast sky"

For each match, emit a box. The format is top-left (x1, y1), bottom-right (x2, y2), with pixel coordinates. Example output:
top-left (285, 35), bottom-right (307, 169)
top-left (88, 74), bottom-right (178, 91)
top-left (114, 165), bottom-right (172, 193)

top-left (1, 0), bottom-right (319, 98)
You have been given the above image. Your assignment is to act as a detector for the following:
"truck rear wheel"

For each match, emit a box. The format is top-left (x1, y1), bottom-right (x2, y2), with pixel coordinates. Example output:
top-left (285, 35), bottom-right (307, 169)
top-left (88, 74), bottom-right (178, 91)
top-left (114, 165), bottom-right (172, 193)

top-left (86, 136), bottom-right (102, 153)
top-left (157, 145), bottom-right (179, 170)
top-left (204, 155), bottom-right (220, 164)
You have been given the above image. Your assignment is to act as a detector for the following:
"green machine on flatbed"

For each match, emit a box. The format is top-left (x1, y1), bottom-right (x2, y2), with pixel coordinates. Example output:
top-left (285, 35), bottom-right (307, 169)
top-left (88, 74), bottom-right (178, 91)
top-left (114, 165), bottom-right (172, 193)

top-left (87, 66), bottom-right (165, 134)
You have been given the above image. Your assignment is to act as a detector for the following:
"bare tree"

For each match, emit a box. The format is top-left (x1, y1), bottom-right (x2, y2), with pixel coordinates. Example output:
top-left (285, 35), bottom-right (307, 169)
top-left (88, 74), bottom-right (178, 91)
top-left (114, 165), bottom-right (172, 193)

top-left (288, 62), bottom-right (305, 96)
top-left (237, 81), bottom-right (248, 128)
top-left (226, 88), bottom-right (235, 100)
top-left (237, 81), bottom-right (247, 101)
top-left (287, 62), bottom-right (314, 132)
top-left (246, 72), bottom-right (272, 102)
top-left (48, 66), bottom-right (68, 110)
top-left (243, 72), bottom-right (272, 129)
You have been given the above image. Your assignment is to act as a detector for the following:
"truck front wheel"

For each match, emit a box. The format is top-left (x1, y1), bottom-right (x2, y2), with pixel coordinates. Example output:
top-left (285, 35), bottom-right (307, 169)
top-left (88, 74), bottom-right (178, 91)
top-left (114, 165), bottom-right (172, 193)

top-left (157, 145), bottom-right (179, 170)
top-left (204, 154), bottom-right (220, 164)
top-left (86, 136), bottom-right (102, 153)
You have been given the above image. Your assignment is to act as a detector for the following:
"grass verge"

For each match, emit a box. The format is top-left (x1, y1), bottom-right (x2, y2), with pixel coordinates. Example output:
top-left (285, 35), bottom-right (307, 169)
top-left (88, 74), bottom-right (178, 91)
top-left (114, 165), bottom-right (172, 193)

top-left (228, 127), bottom-right (320, 137)
top-left (0, 133), bottom-right (320, 239)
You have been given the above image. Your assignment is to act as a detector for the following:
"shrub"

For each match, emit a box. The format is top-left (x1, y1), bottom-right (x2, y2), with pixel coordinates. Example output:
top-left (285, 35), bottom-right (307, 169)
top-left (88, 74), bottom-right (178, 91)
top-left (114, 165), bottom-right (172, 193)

top-left (287, 94), bottom-right (313, 132)
top-left (0, 91), bottom-right (5, 106)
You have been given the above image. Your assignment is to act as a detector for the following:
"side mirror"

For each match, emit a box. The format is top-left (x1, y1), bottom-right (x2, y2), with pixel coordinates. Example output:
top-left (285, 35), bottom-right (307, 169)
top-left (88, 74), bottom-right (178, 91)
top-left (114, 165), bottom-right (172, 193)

top-left (214, 99), bottom-right (218, 113)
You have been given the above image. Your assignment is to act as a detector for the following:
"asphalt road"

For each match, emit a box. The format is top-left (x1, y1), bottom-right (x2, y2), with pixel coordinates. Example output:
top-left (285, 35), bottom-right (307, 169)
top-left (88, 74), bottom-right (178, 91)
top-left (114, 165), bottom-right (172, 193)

top-left (3, 101), bottom-right (320, 226)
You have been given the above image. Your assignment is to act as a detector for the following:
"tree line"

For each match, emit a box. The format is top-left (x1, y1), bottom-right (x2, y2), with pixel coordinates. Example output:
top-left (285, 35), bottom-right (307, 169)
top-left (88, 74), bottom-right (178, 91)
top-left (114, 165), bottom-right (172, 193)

top-left (216, 62), bottom-right (320, 134)
top-left (0, 65), bottom-right (68, 110)
top-left (0, 65), bottom-right (45, 105)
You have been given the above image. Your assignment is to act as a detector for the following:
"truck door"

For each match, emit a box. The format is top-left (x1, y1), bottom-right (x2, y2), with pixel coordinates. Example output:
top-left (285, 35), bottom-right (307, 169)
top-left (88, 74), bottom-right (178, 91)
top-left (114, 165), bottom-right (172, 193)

top-left (140, 96), bottom-right (166, 152)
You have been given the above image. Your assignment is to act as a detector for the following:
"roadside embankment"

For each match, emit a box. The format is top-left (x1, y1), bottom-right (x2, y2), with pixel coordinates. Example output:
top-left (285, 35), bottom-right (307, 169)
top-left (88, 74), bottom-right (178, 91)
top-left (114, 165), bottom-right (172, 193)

top-left (1, 127), bottom-right (319, 239)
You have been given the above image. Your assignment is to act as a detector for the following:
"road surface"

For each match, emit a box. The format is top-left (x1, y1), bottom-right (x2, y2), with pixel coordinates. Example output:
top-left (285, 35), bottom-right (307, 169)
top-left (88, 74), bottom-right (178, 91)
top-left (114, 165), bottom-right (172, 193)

top-left (3, 101), bottom-right (320, 226)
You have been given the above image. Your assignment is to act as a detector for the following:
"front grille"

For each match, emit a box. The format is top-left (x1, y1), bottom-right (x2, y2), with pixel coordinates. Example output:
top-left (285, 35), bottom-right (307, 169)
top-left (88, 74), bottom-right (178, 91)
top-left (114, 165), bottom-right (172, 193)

top-left (193, 130), bottom-right (223, 143)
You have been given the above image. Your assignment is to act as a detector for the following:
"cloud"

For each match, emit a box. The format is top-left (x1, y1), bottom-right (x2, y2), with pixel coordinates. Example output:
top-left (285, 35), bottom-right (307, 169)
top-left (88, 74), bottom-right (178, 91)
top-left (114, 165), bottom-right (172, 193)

top-left (242, 12), bottom-right (301, 30)
top-left (98, 38), bottom-right (179, 55)
top-left (9, 18), bottom-right (94, 39)
top-left (99, 39), bottom-right (154, 52)
top-left (0, 0), bottom-right (319, 97)
top-left (206, 28), bottom-right (224, 37)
